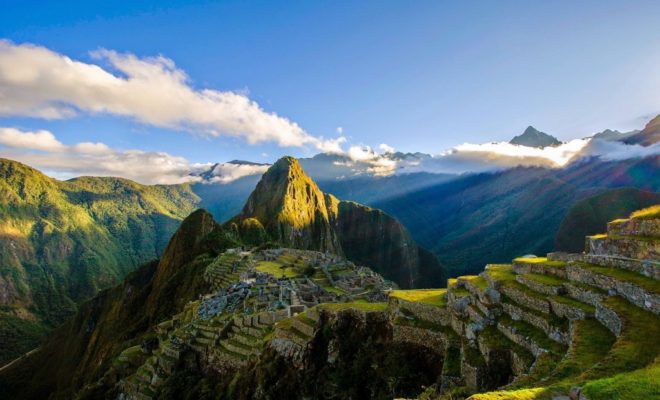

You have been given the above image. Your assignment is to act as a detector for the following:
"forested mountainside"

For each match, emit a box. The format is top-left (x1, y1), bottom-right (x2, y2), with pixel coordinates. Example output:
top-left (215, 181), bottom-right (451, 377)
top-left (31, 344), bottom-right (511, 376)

top-left (374, 156), bottom-right (660, 276)
top-left (0, 158), bottom-right (199, 365)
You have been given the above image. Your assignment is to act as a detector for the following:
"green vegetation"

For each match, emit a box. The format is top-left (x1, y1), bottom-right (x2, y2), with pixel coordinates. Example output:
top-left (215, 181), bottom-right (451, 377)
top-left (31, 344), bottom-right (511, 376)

top-left (513, 257), bottom-right (566, 269)
top-left (576, 262), bottom-right (660, 294)
top-left (582, 362), bottom-right (660, 400)
top-left (522, 273), bottom-right (565, 287)
top-left (555, 188), bottom-right (660, 252)
top-left (0, 158), bottom-right (200, 364)
top-left (459, 275), bottom-right (489, 290)
top-left (631, 204), bottom-right (660, 219)
top-left (389, 289), bottom-right (448, 307)
top-left (498, 314), bottom-right (566, 355)
top-left (255, 260), bottom-right (300, 279)
top-left (583, 297), bottom-right (660, 379)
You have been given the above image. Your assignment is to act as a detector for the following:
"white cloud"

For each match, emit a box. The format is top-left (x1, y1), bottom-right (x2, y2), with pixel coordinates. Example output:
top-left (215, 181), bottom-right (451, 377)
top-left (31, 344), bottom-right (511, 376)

top-left (0, 126), bottom-right (209, 184)
top-left (336, 127), bottom-right (343, 134)
top-left (400, 138), bottom-right (659, 175)
top-left (0, 40), bottom-right (341, 152)
top-left (379, 143), bottom-right (395, 154)
top-left (578, 138), bottom-right (660, 161)
top-left (0, 127), bottom-right (66, 152)
top-left (207, 162), bottom-right (270, 184)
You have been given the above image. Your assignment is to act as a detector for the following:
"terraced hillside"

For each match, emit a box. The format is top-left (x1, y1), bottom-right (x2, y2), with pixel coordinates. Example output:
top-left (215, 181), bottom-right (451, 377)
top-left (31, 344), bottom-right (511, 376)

top-left (106, 206), bottom-right (659, 400)
top-left (397, 205), bottom-right (659, 399)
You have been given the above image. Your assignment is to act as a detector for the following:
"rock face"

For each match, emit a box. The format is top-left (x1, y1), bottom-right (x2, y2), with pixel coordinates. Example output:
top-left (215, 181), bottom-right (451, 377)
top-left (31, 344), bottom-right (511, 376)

top-left (232, 156), bottom-right (445, 288)
top-left (509, 126), bottom-right (561, 148)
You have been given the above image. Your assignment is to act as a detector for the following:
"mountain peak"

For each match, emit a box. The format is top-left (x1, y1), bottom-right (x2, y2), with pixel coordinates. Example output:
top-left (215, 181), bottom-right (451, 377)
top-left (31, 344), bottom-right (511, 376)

top-left (236, 156), bottom-right (342, 253)
top-left (510, 126), bottom-right (561, 148)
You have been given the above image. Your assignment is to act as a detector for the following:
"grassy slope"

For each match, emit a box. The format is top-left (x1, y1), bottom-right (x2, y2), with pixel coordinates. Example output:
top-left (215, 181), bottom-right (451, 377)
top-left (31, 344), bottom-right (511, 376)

top-left (0, 158), bottom-right (199, 365)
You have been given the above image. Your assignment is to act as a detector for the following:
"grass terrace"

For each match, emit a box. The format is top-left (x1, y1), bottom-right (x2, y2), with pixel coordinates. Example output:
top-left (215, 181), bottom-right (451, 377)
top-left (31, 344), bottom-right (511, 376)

top-left (499, 294), bottom-right (569, 331)
top-left (459, 275), bottom-right (489, 291)
top-left (575, 262), bottom-right (660, 294)
top-left (582, 296), bottom-right (660, 380)
top-left (498, 314), bottom-right (567, 355)
top-left (544, 318), bottom-right (615, 386)
top-left (521, 273), bottom-right (566, 287)
top-left (513, 257), bottom-right (567, 269)
top-left (582, 362), bottom-right (660, 400)
top-left (255, 260), bottom-right (300, 279)
top-left (389, 288), bottom-right (448, 307)
top-left (318, 302), bottom-right (387, 312)
top-left (631, 205), bottom-right (660, 220)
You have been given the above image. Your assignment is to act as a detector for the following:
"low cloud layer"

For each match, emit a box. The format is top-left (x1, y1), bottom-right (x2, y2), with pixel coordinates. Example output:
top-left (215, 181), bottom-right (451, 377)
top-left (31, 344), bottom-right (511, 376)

top-left (331, 138), bottom-right (659, 178)
top-left (0, 127), bottom-right (209, 184)
top-left (0, 40), bottom-right (343, 152)
top-left (206, 162), bottom-right (270, 184)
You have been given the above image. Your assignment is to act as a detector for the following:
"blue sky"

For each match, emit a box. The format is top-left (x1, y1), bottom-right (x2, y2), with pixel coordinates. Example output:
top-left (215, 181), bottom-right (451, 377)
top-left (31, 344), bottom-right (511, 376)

top-left (0, 0), bottom-right (659, 180)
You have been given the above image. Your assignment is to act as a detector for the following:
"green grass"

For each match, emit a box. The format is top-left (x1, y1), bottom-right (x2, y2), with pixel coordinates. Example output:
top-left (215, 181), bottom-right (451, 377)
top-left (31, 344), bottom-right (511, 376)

top-left (451, 287), bottom-right (471, 298)
top-left (468, 388), bottom-right (545, 400)
top-left (582, 361), bottom-right (660, 400)
top-left (582, 296), bottom-right (660, 380)
top-left (549, 295), bottom-right (595, 314)
top-left (575, 262), bottom-right (660, 294)
top-left (322, 285), bottom-right (348, 296)
top-left (459, 275), bottom-right (489, 290)
top-left (499, 294), bottom-right (569, 331)
top-left (546, 319), bottom-right (615, 385)
top-left (255, 260), bottom-right (300, 279)
top-left (513, 257), bottom-right (566, 268)
top-left (631, 204), bottom-right (660, 220)
top-left (520, 273), bottom-right (565, 287)
top-left (318, 302), bottom-right (387, 312)
top-left (498, 315), bottom-right (566, 355)
top-left (389, 288), bottom-right (447, 307)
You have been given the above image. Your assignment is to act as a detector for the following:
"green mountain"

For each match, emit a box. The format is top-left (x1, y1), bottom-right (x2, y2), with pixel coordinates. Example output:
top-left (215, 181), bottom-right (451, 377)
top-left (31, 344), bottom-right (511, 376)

top-left (374, 156), bottom-right (660, 277)
top-left (0, 158), bottom-right (199, 365)
top-left (1, 193), bottom-right (657, 399)
top-left (555, 188), bottom-right (660, 252)
top-left (231, 156), bottom-right (445, 287)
